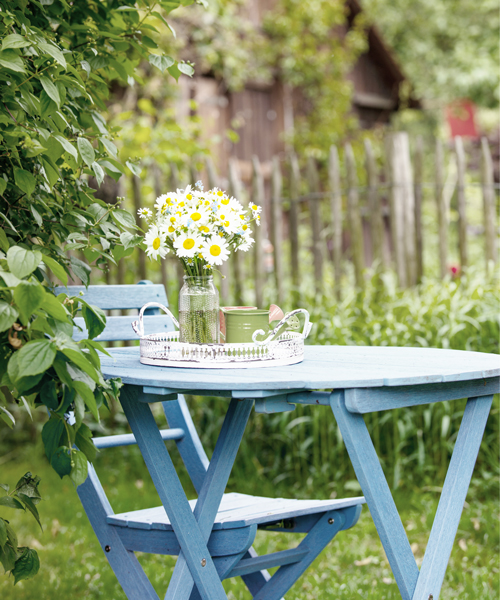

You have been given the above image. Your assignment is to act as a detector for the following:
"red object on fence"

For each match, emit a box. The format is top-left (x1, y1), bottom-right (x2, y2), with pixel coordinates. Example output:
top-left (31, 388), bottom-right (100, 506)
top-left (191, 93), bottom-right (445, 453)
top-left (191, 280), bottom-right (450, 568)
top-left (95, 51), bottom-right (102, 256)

top-left (446, 100), bottom-right (478, 139)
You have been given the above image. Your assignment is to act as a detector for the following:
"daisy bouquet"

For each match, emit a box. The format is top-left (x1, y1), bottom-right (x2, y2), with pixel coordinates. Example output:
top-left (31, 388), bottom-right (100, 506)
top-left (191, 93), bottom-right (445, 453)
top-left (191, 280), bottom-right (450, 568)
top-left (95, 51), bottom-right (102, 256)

top-left (138, 181), bottom-right (262, 344)
top-left (139, 181), bottom-right (261, 274)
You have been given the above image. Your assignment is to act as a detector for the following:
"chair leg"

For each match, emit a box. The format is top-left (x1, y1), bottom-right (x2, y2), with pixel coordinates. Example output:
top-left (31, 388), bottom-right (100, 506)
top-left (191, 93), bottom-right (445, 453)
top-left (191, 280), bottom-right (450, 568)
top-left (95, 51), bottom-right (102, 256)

top-left (252, 508), bottom-right (355, 600)
top-left (77, 465), bottom-right (159, 600)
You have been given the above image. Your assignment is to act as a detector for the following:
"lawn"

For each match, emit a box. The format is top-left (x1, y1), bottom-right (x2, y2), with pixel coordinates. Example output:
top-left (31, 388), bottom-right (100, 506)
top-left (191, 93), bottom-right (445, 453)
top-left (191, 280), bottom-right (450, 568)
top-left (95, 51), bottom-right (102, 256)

top-left (1, 436), bottom-right (498, 599)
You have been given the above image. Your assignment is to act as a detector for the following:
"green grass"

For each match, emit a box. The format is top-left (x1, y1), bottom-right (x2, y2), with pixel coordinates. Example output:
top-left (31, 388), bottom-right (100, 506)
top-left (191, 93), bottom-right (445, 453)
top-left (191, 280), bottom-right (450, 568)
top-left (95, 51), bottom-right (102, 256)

top-left (1, 440), bottom-right (498, 599)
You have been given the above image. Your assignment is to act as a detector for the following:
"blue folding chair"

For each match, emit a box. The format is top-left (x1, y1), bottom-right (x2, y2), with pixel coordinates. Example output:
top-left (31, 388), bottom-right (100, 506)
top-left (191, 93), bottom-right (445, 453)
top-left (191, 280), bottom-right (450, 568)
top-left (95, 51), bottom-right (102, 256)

top-left (56, 281), bottom-right (364, 599)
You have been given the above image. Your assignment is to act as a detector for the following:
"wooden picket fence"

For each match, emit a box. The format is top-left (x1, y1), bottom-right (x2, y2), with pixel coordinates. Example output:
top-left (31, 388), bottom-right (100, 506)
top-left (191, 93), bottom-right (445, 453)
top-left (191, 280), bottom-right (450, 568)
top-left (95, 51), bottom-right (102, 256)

top-left (105, 132), bottom-right (498, 307)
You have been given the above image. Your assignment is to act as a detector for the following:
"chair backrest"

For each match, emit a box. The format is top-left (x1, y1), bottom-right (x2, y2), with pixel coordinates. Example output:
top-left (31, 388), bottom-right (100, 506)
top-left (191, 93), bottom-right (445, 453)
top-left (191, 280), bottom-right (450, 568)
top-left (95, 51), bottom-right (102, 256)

top-left (59, 280), bottom-right (210, 493)
top-left (54, 281), bottom-right (175, 342)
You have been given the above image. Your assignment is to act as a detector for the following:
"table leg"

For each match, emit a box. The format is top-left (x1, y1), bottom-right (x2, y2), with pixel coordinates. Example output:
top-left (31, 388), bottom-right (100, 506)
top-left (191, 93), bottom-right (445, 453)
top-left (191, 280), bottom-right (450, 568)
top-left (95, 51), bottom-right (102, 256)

top-left (165, 397), bottom-right (254, 600)
top-left (330, 391), bottom-right (418, 600)
top-left (331, 391), bottom-right (493, 600)
top-left (411, 395), bottom-right (493, 600)
top-left (120, 385), bottom-right (230, 600)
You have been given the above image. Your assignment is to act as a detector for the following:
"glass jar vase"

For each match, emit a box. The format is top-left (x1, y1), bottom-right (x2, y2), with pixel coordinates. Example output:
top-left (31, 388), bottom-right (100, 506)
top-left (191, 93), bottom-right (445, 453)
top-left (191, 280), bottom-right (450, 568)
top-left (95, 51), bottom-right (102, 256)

top-left (178, 275), bottom-right (220, 344)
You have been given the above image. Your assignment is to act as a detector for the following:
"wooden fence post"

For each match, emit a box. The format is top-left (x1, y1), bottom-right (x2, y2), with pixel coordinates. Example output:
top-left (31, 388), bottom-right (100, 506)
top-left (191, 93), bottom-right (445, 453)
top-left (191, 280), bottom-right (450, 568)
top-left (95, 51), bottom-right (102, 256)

top-left (204, 156), bottom-right (229, 303)
top-left (480, 137), bottom-right (498, 272)
top-left (228, 158), bottom-right (244, 305)
top-left (344, 143), bottom-right (364, 288)
top-left (289, 153), bottom-right (301, 300)
top-left (414, 136), bottom-right (424, 283)
top-left (306, 157), bottom-right (324, 296)
top-left (271, 156), bottom-right (284, 305)
top-left (385, 136), bottom-right (405, 286)
top-left (454, 136), bottom-right (468, 268)
top-left (435, 140), bottom-right (448, 279)
top-left (364, 138), bottom-right (384, 268)
top-left (328, 145), bottom-right (343, 300)
top-left (251, 156), bottom-right (266, 308)
top-left (132, 175), bottom-right (147, 281)
top-left (394, 132), bottom-right (417, 285)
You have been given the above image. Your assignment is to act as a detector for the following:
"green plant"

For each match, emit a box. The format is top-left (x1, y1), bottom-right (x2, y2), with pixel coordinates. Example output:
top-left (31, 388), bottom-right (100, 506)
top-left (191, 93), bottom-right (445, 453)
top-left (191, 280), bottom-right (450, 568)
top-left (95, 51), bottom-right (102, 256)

top-left (0, 0), bottom-right (202, 583)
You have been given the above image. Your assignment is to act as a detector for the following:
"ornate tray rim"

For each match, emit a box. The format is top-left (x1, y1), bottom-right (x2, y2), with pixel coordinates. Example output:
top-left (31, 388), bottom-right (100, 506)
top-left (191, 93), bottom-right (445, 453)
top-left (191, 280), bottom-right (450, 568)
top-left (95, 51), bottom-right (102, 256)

top-left (132, 303), bottom-right (312, 369)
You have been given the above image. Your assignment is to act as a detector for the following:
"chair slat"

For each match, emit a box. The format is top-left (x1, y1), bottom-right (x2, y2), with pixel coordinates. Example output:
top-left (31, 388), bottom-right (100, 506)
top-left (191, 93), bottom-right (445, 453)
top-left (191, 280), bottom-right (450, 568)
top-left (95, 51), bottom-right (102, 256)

top-left (107, 492), bottom-right (365, 530)
top-left (54, 283), bottom-right (168, 310)
top-left (73, 315), bottom-right (176, 342)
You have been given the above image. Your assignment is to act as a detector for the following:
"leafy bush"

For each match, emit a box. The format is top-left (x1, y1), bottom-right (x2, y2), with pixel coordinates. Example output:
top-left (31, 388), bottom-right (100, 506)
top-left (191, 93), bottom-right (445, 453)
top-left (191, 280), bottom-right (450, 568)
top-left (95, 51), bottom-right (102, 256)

top-left (0, 0), bottom-right (198, 583)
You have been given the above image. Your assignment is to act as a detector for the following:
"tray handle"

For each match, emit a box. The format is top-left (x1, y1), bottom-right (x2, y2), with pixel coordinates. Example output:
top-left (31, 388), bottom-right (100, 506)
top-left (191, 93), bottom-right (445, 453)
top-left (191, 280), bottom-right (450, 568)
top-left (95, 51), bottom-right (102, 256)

top-left (132, 302), bottom-right (180, 338)
top-left (252, 308), bottom-right (312, 346)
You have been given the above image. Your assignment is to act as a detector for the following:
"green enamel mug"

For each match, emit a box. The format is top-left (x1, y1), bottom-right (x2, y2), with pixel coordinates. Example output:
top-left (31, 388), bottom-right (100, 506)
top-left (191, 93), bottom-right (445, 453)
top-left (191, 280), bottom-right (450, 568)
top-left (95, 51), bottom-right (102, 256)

top-left (222, 308), bottom-right (270, 344)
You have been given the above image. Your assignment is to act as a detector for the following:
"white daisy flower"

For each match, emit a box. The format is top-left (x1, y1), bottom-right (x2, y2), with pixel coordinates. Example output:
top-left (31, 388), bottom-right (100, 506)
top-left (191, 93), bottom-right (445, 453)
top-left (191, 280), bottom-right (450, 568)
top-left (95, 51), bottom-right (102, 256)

top-left (183, 206), bottom-right (210, 228)
top-left (173, 231), bottom-right (203, 258)
top-left (201, 236), bottom-right (230, 265)
top-left (155, 193), bottom-right (177, 216)
top-left (237, 235), bottom-right (254, 252)
top-left (217, 210), bottom-right (240, 234)
top-left (137, 207), bottom-right (152, 219)
top-left (249, 202), bottom-right (262, 215)
top-left (144, 226), bottom-right (169, 260)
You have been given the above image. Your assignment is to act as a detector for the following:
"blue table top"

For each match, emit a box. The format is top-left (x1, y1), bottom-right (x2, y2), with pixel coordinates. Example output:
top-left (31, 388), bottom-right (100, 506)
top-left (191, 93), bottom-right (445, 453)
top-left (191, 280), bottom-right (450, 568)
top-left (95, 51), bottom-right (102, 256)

top-left (100, 345), bottom-right (500, 392)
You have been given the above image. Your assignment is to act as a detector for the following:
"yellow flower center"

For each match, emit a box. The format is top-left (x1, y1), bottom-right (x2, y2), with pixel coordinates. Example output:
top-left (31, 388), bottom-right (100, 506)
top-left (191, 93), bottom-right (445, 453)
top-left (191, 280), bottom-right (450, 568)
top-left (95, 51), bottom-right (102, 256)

top-left (210, 244), bottom-right (221, 256)
top-left (170, 216), bottom-right (176, 223)
top-left (220, 214), bottom-right (225, 220)
top-left (199, 225), bottom-right (209, 233)
top-left (252, 204), bottom-right (258, 210)
top-left (191, 212), bottom-right (201, 221)
top-left (168, 226), bottom-right (175, 233)
top-left (221, 198), bottom-right (229, 205)
top-left (183, 239), bottom-right (195, 250)
top-left (224, 221), bottom-right (230, 227)
top-left (161, 205), bottom-right (167, 214)
top-left (186, 194), bottom-right (192, 200)
top-left (153, 237), bottom-right (161, 250)
top-left (179, 201), bottom-right (185, 207)
top-left (242, 224), bottom-right (248, 230)
top-left (217, 191), bottom-right (223, 197)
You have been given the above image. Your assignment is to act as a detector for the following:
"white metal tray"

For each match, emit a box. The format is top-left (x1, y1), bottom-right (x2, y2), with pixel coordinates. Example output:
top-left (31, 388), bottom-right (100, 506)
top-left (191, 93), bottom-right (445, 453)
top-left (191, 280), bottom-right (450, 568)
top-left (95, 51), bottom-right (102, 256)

top-left (132, 303), bottom-right (313, 369)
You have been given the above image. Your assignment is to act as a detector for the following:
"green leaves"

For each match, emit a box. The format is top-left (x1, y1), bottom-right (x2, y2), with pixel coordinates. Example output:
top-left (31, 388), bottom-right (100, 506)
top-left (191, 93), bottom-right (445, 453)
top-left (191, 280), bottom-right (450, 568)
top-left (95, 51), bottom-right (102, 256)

top-left (42, 255), bottom-right (68, 286)
top-left (70, 450), bottom-right (88, 487)
top-left (0, 302), bottom-right (18, 332)
top-left (42, 418), bottom-right (64, 461)
top-left (39, 76), bottom-right (61, 108)
top-left (12, 547), bottom-right (40, 584)
top-left (51, 447), bottom-right (72, 479)
top-left (112, 209), bottom-right (138, 230)
top-left (37, 42), bottom-right (67, 69)
top-left (2, 34), bottom-right (30, 50)
top-left (81, 303), bottom-right (106, 339)
top-left (7, 246), bottom-right (42, 279)
top-left (13, 168), bottom-right (36, 196)
top-left (13, 280), bottom-right (45, 324)
top-left (77, 137), bottom-right (95, 167)
top-left (0, 49), bottom-right (26, 73)
top-left (12, 339), bottom-right (57, 378)
top-left (149, 53), bottom-right (175, 72)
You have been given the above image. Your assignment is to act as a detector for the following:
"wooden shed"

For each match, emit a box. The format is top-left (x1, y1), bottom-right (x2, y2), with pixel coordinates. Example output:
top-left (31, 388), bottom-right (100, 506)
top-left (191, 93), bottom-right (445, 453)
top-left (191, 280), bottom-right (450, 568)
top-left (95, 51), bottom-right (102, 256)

top-left (174, 0), bottom-right (417, 179)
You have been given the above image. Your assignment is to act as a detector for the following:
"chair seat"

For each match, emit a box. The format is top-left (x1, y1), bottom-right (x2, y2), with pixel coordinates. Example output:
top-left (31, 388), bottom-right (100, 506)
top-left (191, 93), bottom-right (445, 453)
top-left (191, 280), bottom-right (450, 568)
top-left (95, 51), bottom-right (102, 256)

top-left (107, 492), bottom-right (365, 531)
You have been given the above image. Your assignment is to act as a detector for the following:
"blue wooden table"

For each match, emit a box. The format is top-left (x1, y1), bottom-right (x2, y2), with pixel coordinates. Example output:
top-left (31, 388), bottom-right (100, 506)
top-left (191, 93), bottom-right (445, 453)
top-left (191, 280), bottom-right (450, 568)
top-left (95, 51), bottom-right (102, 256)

top-left (98, 344), bottom-right (499, 600)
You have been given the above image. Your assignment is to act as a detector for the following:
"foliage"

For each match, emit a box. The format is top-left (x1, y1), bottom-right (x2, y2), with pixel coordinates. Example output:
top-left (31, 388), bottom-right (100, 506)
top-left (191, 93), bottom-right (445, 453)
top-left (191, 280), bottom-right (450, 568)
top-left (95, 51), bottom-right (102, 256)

top-left (167, 0), bottom-right (368, 159)
top-left (0, 0), bottom-right (200, 583)
top-left (363, 0), bottom-right (500, 107)
top-left (0, 474), bottom-right (41, 584)
top-left (262, 0), bottom-right (367, 157)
